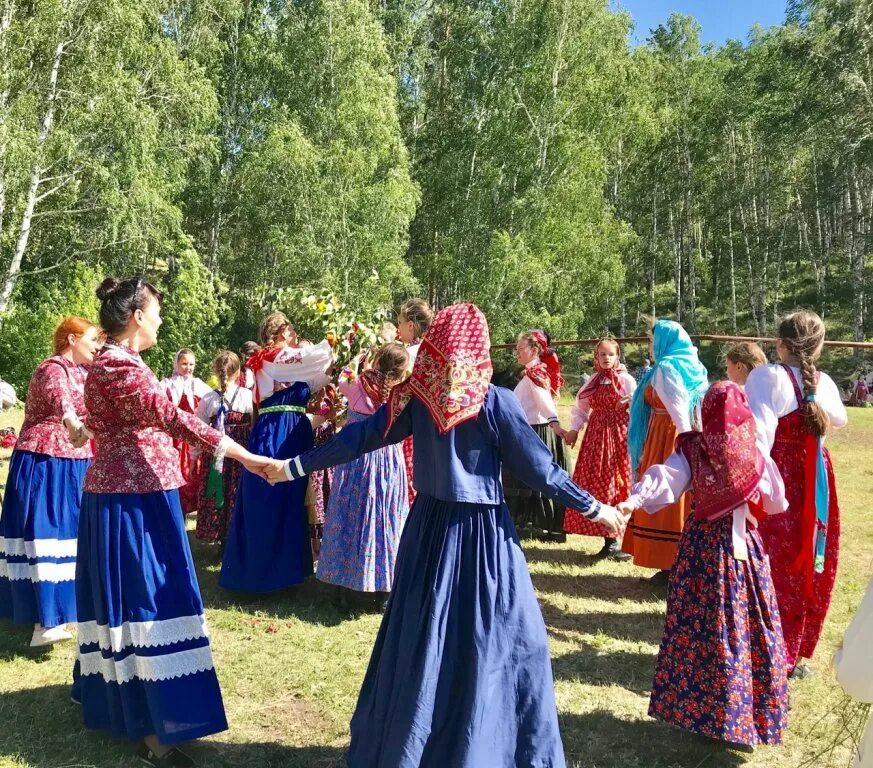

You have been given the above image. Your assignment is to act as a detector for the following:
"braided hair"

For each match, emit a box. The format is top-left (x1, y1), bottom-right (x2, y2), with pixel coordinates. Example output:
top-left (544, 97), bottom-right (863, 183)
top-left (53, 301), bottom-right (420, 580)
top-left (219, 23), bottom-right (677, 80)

top-left (212, 350), bottom-right (241, 398)
top-left (777, 310), bottom-right (829, 438)
top-left (371, 342), bottom-right (410, 404)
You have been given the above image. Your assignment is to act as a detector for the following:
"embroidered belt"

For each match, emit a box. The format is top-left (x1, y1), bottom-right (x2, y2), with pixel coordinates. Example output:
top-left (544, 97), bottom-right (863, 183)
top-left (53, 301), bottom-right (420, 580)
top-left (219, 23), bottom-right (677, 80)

top-left (258, 405), bottom-right (307, 415)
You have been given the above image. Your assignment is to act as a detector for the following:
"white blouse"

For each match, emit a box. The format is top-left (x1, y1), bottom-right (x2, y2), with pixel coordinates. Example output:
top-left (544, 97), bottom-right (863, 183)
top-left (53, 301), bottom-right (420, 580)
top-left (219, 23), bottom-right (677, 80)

top-left (834, 578), bottom-right (873, 768)
top-left (195, 385), bottom-right (254, 423)
top-left (649, 366), bottom-right (697, 433)
top-left (626, 449), bottom-right (787, 559)
top-left (161, 374), bottom-right (211, 410)
top-left (569, 372), bottom-right (637, 431)
top-left (513, 358), bottom-right (559, 425)
top-left (745, 364), bottom-right (847, 451)
top-left (256, 340), bottom-right (332, 400)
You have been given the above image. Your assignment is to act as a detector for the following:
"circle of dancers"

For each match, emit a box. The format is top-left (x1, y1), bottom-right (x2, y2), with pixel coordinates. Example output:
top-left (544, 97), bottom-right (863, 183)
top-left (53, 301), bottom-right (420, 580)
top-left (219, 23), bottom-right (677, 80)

top-left (0, 275), bottom-right (863, 767)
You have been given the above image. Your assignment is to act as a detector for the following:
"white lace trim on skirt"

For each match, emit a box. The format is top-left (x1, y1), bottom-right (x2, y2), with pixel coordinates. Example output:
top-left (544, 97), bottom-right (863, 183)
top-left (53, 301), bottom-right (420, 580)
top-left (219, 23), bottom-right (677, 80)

top-left (77, 614), bottom-right (210, 653)
top-left (77, 644), bottom-right (216, 684)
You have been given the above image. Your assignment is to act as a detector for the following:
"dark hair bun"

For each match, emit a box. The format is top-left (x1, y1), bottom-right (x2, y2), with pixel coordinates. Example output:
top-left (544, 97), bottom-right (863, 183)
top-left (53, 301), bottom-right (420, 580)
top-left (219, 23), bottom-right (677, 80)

top-left (96, 277), bottom-right (122, 301)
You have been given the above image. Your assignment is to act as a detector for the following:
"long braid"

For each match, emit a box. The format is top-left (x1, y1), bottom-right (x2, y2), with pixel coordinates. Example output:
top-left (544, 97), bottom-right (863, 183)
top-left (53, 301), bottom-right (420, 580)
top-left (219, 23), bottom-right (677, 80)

top-left (778, 310), bottom-right (829, 438)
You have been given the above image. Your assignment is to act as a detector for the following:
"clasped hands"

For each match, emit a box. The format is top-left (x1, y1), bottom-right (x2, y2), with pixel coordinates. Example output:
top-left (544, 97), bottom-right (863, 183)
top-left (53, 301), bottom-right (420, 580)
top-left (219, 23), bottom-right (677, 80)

top-left (238, 454), bottom-right (289, 485)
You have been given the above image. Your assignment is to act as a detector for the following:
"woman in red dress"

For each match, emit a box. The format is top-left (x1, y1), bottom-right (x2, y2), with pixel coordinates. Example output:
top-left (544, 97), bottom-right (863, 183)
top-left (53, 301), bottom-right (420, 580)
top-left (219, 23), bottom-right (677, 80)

top-left (161, 348), bottom-right (210, 515)
top-left (563, 338), bottom-right (636, 560)
top-left (745, 310), bottom-right (847, 678)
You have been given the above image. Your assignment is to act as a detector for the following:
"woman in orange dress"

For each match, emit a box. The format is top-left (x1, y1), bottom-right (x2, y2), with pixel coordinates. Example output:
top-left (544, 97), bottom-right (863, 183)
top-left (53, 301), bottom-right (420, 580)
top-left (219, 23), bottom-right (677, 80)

top-left (623, 320), bottom-right (708, 577)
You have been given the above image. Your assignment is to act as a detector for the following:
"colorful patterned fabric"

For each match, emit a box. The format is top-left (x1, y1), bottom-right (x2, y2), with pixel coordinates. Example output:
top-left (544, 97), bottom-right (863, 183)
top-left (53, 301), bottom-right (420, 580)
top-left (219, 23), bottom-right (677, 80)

top-left (385, 304), bottom-right (492, 436)
top-left (564, 373), bottom-right (631, 538)
top-left (649, 514), bottom-right (788, 746)
top-left (316, 410), bottom-right (409, 592)
top-left (16, 356), bottom-right (92, 459)
top-left (528, 330), bottom-right (564, 396)
top-left (676, 381), bottom-right (764, 522)
top-left (628, 320), bottom-right (708, 475)
top-left (195, 411), bottom-right (251, 543)
top-left (758, 367), bottom-right (841, 667)
top-left (83, 344), bottom-right (222, 494)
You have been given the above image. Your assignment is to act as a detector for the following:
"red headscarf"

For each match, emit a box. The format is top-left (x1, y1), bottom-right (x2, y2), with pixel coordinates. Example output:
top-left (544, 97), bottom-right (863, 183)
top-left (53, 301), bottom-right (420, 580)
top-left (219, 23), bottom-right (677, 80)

top-left (385, 304), bottom-right (493, 436)
top-left (576, 337), bottom-right (627, 402)
top-left (245, 344), bottom-right (285, 405)
top-left (524, 329), bottom-right (564, 397)
top-left (675, 381), bottom-right (764, 521)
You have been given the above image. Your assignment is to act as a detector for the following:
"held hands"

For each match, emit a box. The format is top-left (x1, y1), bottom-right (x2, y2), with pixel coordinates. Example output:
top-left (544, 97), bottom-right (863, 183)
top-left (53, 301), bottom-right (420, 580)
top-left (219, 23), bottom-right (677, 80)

top-left (563, 429), bottom-right (579, 448)
top-left (263, 458), bottom-right (291, 485)
top-left (64, 419), bottom-right (90, 449)
top-left (596, 505), bottom-right (625, 536)
top-left (616, 500), bottom-right (636, 519)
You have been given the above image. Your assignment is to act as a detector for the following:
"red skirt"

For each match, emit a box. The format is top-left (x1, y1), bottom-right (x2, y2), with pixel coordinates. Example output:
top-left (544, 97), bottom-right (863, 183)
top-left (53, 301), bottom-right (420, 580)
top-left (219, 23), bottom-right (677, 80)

top-left (758, 436), bottom-right (840, 668)
top-left (564, 409), bottom-right (630, 539)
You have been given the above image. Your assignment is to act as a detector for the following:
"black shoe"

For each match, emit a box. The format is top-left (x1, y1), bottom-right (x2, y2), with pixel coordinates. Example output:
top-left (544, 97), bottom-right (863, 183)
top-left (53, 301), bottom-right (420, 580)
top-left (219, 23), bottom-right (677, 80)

top-left (647, 569), bottom-right (670, 586)
top-left (595, 539), bottom-right (614, 559)
top-left (138, 746), bottom-right (196, 768)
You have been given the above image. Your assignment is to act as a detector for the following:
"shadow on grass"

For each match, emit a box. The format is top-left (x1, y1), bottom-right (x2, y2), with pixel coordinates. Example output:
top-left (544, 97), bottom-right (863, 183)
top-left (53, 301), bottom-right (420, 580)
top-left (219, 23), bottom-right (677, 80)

top-left (552, 643), bottom-right (655, 694)
top-left (190, 536), bottom-right (354, 627)
top-left (561, 709), bottom-right (751, 768)
top-left (542, 604), bottom-right (665, 646)
top-left (531, 570), bottom-right (668, 604)
top-left (522, 542), bottom-right (602, 568)
top-left (0, 684), bottom-right (347, 768)
top-left (0, 621), bottom-right (55, 661)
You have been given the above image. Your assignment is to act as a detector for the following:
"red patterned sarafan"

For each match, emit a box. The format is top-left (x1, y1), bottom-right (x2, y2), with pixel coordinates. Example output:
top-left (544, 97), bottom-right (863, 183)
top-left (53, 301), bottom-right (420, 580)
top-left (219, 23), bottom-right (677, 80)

top-left (83, 343), bottom-right (223, 494)
top-left (15, 356), bottom-right (93, 459)
top-left (676, 381), bottom-right (764, 521)
top-left (385, 304), bottom-right (492, 436)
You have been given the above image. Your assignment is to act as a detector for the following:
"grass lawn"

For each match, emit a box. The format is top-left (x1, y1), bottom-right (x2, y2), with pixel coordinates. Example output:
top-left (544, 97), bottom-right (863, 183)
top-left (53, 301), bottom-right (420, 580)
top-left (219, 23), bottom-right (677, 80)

top-left (1, 402), bottom-right (871, 767)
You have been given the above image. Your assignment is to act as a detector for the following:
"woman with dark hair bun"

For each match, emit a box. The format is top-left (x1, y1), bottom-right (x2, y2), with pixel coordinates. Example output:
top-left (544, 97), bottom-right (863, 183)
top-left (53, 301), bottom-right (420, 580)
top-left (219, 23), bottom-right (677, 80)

top-left (70, 276), bottom-right (272, 768)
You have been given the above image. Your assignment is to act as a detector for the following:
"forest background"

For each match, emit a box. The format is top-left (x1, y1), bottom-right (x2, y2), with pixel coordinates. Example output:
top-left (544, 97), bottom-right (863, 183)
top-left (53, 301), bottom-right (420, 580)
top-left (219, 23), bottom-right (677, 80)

top-left (0, 0), bottom-right (871, 389)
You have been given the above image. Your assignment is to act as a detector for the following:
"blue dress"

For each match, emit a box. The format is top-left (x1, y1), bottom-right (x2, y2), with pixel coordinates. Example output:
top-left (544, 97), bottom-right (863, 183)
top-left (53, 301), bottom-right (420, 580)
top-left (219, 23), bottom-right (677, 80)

top-left (297, 386), bottom-right (605, 768)
top-left (220, 384), bottom-right (314, 592)
top-left (0, 450), bottom-right (88, 627)
top-left (316, 410), bottom-right (408, 592)
top-left (73, 490), bottom-right (227, 744)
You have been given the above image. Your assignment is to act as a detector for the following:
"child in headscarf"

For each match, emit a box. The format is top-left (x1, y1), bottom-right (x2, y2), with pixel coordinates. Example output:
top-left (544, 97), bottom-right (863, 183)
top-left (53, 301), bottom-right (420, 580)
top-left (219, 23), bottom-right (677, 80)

top-left (563, 337), bottom-right (636, 560)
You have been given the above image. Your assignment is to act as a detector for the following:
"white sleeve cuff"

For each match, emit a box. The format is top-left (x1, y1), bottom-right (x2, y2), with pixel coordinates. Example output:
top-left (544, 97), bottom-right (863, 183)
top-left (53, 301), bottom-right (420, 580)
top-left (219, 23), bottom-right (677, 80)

top-left (62, 411), bottom-right (82, 430)
top-left (214, 435), bottom-right (232, 466)
top-left (284, 456), bottom-right (305, 481)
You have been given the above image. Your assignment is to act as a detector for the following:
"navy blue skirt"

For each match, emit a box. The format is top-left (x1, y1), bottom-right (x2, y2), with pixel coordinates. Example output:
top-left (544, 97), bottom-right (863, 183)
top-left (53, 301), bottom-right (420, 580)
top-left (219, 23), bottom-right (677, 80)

top-left (72, 489), bottom-right (227, 744)
top-left (0, 450), bottom-right (88, 627)
top-left (348, 494), bottom-right (566, 768)
top-left (220, 384), bottom-right (314, 592)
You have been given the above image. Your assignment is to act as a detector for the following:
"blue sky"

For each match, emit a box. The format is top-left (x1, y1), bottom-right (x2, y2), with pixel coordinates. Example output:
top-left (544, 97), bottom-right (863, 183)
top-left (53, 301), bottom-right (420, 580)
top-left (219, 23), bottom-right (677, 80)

top-left (610, 0), bottom-right (788, 46)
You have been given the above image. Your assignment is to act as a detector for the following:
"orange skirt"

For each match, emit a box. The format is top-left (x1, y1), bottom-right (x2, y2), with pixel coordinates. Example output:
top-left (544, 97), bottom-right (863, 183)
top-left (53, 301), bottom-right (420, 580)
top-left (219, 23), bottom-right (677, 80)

top-left (621, 412), bottom-right (688, 570)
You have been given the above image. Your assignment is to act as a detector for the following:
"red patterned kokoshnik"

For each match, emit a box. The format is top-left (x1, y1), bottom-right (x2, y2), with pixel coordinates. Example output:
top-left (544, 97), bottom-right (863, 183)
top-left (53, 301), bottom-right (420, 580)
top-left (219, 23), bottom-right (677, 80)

top-left (676, 381), bottom-right (765, 521)
top-left (385, 303), bottom-right (493, 436)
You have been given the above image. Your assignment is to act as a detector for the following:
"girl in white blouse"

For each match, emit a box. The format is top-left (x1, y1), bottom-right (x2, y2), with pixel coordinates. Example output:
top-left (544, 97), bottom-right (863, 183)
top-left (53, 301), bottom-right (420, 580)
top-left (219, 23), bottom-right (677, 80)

top-left (745, 310), bottom-right (847, 677)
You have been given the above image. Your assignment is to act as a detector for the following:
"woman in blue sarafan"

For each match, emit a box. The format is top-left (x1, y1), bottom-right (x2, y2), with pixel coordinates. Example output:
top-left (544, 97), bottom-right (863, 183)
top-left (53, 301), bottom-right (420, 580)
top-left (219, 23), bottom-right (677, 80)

top-left (268, 303), bottom-right (624, 768)
top-left (220, 312), bottom-right (332, 592)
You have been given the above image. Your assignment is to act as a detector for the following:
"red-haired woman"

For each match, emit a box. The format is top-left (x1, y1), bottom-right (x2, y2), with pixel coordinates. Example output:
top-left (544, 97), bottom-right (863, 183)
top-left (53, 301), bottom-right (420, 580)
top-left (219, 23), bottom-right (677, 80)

top-left (0, 317), bottom-right (100, 647)
top-left (504, 329), bottom-right (569, 541)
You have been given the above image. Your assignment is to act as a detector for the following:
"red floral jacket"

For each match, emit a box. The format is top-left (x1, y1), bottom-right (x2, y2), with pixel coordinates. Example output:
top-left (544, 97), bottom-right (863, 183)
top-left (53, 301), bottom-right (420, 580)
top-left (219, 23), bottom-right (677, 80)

top-left (16, 356), bottom-right (93, 460)
top-left (83, 344), bottom-right (223, 494)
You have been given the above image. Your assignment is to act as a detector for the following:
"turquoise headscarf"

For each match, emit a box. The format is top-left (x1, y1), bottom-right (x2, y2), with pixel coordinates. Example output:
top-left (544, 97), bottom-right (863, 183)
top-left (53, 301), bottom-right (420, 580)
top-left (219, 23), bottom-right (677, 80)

top-left (628, 320), bottom-right (709, 477)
